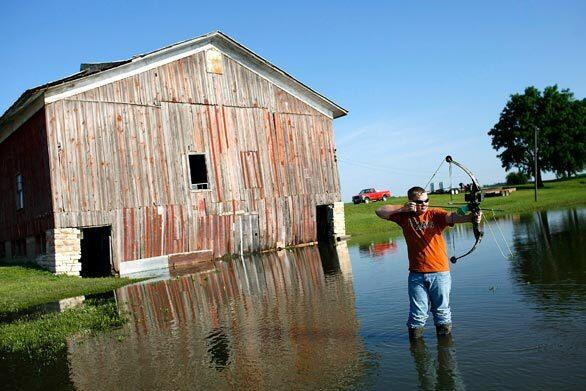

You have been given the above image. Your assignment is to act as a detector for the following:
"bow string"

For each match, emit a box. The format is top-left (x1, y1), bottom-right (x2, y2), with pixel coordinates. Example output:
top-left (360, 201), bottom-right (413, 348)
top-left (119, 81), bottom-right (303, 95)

top-left (444, 155), bottom-right (484, 263)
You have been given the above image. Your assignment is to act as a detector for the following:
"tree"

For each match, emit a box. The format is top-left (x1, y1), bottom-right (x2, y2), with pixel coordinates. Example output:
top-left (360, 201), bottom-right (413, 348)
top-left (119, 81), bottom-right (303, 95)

top-left (506, 171), bottom-right (528, 185)
top-left (542, 95), bottom-right (586, 178)
top-left (488, 86), bottom-right (586, 186)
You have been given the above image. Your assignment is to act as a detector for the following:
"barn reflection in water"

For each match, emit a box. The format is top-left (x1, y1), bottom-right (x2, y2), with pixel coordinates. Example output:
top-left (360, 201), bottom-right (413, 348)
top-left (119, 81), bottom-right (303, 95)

top-left (67, 243), bottom-right (371, 390)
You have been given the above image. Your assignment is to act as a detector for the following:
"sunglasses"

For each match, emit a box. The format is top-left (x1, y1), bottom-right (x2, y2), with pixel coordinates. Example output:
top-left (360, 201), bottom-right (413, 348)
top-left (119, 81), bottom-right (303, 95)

top-left (413, 199), bottom-right (429, 205)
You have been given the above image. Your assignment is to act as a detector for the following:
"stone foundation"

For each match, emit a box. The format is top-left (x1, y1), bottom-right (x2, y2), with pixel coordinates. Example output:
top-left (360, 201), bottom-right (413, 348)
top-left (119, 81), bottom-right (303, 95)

top-left (37, 228), bottom-right (82, 276)
top-left (332, 201), bottom-right (346, 239)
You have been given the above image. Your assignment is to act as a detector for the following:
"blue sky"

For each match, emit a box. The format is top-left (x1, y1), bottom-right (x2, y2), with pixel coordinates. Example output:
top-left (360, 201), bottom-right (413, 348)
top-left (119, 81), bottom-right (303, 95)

top-left (1, 1), bottom-right (584, 200)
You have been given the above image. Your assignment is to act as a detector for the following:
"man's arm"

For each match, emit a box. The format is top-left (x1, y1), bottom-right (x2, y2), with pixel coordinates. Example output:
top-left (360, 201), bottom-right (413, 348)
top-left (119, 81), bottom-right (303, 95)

top-left (376, 204), bottom-right (409, 220)
top-left (445, 211), bottom-right (482, 225)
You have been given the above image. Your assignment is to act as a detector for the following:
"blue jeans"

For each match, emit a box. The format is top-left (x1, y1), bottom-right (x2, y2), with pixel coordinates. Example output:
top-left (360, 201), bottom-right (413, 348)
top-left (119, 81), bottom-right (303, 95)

top-left (407, 271), bottom-right (452, 328)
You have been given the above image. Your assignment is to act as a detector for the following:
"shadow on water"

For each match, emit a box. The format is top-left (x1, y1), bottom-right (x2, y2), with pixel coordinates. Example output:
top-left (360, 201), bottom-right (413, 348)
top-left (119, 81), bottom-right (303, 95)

top-left (0, 349), bottom-right (76, 391)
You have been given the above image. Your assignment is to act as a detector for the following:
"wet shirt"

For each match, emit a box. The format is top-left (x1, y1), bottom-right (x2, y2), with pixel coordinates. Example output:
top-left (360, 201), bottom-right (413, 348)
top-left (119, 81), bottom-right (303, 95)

top-left (387, 208), bottom-right (453, 272)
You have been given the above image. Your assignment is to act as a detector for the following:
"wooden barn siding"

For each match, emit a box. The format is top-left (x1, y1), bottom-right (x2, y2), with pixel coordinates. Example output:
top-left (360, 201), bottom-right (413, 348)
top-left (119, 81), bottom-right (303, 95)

top-left (0, 108), bottom-right (53, 241)
top-left (45, 50), bottom-right (340, 268)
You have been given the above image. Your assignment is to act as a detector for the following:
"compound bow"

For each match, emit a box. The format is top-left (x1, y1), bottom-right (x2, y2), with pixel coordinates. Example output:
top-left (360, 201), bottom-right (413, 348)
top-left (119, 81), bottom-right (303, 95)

top-left (444, 155), bottom-right (484, 263)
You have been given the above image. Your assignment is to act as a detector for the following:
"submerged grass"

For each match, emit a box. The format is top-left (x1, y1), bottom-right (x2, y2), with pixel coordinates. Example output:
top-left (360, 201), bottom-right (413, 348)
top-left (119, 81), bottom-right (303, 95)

top-left (0, 264), bottom-right (136, 313)
top-left (0, 264), bottom-right (138, 360)
top-left (345, 177), bottom-right (586, 238)
top-left (0, 299), bottom-right (126, 360)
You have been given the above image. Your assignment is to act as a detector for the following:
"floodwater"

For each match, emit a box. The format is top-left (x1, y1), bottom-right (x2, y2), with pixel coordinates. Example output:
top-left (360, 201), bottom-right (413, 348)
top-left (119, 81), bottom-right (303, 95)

top-left (2, 207), bottom-right (586, 390)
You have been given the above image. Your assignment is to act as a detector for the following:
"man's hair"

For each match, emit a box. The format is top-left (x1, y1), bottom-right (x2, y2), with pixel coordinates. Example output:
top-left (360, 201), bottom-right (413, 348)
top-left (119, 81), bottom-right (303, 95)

top-left (408, 186), bottom-right (426, 200)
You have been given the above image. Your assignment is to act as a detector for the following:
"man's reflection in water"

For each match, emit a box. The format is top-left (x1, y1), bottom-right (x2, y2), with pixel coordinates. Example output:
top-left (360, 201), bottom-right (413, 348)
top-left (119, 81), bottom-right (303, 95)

top-left (205, 327), bottom-right (231, 371)
top-left (409, 335), bottom-right (465, 390)
top-left (202, 290), bottom-right (232, 372)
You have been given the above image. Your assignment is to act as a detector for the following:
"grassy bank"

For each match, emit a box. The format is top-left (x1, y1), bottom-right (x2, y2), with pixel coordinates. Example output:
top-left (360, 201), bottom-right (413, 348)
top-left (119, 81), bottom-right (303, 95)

top-left (0, 299), bottom-right (125, 359)
top-left (345, 176), bottom-right (586, 238)
top-left (0, 264), bottom-right (135, 313)
top-left (0, 264), bottom-right (137, 359)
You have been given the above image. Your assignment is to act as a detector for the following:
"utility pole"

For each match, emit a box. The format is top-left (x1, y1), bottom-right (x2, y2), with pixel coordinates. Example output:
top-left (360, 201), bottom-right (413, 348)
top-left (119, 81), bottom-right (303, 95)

top-left (534, 126), bottom-right (538, 202)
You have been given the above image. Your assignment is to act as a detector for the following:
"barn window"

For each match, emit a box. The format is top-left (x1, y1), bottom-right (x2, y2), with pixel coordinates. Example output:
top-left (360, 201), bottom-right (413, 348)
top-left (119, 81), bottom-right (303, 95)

top-left (16, 174), bottom-right (24, 210)
top-left (188, 154), bottom-right (209, 190)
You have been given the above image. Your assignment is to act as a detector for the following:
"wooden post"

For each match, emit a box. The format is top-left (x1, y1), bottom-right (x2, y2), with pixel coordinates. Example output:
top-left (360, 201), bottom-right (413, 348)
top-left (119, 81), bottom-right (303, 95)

top-left (534, 126), bottom-right (538, 202)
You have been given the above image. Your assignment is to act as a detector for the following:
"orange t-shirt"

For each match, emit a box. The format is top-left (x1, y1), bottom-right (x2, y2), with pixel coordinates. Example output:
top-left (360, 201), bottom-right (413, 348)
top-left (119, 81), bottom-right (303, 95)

top-left (387, 208), bottom-right (454, 272)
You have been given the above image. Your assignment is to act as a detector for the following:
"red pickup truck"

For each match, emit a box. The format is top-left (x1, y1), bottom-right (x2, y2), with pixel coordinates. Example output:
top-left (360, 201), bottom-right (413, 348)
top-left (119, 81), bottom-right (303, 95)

top-left (352, 188), bottom-right (391, 204)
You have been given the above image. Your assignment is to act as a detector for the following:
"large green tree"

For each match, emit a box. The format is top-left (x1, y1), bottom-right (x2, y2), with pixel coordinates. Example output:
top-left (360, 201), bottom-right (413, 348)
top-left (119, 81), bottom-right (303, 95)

top-left (488, 86), bottom-right (586, 186)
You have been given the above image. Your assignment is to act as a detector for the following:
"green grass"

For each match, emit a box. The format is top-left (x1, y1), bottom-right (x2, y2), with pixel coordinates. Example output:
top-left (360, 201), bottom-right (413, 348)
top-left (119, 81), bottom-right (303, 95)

top-left (0, 264), bottom-right (138, 360)
top-left (0, 264), bottom-right (136, 314)
top-left (345, 176), bottom-right (586, 239)
top-left (0, 299), bottom-right (126, 359)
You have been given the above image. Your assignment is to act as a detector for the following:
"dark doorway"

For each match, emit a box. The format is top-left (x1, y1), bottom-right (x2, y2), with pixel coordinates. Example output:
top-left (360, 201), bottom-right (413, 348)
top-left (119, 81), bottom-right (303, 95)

top-left (80, 226), bottom-right (112, 277)
top-left (316, 204), bottom-right (334, 242)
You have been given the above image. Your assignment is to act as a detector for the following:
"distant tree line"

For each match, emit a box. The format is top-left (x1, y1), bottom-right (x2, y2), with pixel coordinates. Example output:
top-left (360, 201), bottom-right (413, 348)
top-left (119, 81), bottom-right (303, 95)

top-left (488, 85), bottom-right (586, 187)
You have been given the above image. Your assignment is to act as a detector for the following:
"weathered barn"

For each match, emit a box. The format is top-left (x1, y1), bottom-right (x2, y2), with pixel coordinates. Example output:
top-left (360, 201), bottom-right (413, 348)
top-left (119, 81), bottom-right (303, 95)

top-left (0, 31), bottom-right (347, 277)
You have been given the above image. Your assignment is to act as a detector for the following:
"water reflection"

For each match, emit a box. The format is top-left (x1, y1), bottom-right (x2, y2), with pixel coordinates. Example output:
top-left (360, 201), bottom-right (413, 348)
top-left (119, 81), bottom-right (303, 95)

top-left (5, 208), bottom-right (586, 389)
top-left (510, 209), bottom-right (586, 309)
top-left (511, 209), bottom-right (586, 282)
top-left (409, 336), bottom-right (465, 391)
top-left (358, 239), bottom-right (398, 259)
top-left (206, 327), bottom-right (231, 371)
top-left (347, 207), bottom-right (586, 389)
top-left (67, 244), bottom-right (371, 390)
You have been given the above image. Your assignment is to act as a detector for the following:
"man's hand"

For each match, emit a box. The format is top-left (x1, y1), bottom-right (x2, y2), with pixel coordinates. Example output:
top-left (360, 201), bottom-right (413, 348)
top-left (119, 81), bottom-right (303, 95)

top-left (447, 210), bottom-right (483, 225)
top-left (402, 201), bottom-right (416, 213)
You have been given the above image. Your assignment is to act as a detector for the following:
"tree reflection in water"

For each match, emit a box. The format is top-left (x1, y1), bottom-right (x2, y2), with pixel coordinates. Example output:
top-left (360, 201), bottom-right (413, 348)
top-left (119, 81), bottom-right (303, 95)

top-left (510, 208), bottom-right (586, 309)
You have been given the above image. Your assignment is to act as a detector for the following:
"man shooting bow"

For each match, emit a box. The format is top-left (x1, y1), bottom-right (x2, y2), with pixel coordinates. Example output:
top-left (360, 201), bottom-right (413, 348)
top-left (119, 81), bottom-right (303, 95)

top-left (375, 186), bottom-right (482, 339)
